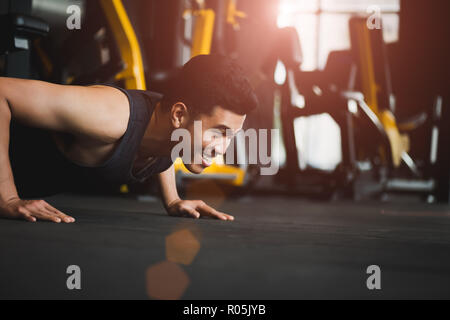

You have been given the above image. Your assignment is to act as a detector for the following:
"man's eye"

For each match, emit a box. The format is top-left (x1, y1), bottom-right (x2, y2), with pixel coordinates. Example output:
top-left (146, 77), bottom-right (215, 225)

top-left (220, 132), bottom-right (230, 138)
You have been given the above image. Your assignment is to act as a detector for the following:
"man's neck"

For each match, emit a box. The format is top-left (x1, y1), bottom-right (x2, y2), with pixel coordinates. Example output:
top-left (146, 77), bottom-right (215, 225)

top-left (137, 102), bottom-right (174, 159)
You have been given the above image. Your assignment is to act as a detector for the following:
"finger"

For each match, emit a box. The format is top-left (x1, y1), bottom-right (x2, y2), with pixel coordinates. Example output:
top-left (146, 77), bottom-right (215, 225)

top-left (44, 204), bottom-right (75, 223)
top-left (197, 204), bottom-right (228, 220)
top-left (18, 207), bottom-right (36, 222)
top-left (214, 210), bottom-right (235, 221)
top-left (31, 208), bottom-right (61, 223)
top-left (23, 213), bottom-right (37, 222)
top-left (184, 207), bottom-right (201, 219)
top-left (222, 213), bottom-right (235, 221)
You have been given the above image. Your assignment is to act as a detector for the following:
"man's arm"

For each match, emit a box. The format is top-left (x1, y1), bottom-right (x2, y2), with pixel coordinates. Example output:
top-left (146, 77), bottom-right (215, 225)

top-left (157, 165), bottom-right (234, 221)
top-left (0, 84), bottom-right (73, 222)
top-left (0, 77), bottom-right (129, 222)
top-left (0, 77), bottom-right (129, 141)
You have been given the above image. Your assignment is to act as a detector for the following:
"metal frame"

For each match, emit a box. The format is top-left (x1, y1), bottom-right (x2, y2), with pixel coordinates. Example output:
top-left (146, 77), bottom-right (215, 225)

top-left (100, 0), bottom-right (146, 90)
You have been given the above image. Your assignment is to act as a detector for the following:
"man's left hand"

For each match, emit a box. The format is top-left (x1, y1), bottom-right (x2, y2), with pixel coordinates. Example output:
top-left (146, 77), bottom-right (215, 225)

top-left (166, 199), bottom-right (234, 221)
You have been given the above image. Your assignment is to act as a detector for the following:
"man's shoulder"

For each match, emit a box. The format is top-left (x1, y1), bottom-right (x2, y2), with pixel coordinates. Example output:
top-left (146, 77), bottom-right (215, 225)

top-left (140, 90), bottom-right (164, 105)
top-left (96, 84), bottom-right (163, 104)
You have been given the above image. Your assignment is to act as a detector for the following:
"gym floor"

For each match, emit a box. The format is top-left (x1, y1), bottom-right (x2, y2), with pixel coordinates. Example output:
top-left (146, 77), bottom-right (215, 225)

top-left (1, 192), bottom-right (449, 299)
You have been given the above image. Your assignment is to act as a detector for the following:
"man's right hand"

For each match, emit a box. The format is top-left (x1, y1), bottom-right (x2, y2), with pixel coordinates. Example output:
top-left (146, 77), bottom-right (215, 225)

top-left (0, 198), bottom-right (75, 223)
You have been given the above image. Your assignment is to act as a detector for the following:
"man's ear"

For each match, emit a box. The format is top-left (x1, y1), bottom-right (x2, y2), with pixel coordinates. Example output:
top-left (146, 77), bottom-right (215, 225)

top-left (170, 102), bottom-right (189, 128)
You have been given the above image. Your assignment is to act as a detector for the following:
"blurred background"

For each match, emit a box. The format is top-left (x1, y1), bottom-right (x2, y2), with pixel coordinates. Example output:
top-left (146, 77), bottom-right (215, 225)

top-left (1, 0), bottom-right (449, 204)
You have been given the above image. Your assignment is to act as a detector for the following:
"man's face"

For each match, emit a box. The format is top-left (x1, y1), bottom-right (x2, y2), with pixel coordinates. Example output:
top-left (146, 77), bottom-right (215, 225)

top-left (183, 106), bottom-right (246, 174)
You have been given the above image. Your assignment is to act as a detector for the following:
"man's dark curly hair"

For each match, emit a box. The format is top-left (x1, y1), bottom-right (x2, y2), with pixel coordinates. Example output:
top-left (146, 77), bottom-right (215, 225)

top-left (162, 54), bottom-right (258, 117)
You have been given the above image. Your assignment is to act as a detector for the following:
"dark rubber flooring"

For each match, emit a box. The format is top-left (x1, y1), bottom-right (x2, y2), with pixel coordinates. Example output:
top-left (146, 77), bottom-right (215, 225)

top-left (1, 193), bottom-right (450, 299)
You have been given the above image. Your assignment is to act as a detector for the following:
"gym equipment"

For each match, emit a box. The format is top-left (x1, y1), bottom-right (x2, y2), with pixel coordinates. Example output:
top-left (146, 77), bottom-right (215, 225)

top-left (275, 27), bottom-right (359, 198)
top-left (59, 0), bottom-right (143, 88)
top-left (349, 17), bottom-right (447, 201)
top-left (99, 0), bottom-right (146, 90)
top-left (0, 0), bottom-right (50, 79)
top-left (276, 15), bottom-right (448, 202)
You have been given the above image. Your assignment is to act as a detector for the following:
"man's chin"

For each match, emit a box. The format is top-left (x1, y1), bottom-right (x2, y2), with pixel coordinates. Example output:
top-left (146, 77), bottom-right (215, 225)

top-left (184, 163), bottom-right (205, 174)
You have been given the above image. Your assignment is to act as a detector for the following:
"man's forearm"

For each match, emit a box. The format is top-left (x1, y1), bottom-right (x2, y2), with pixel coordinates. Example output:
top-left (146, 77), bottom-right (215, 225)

top-left (0, 94), bottom-right (19, 204)
top-left (157, 164), bottom-right (234, 220)
top-left (157, 164), bottom-right (181, 210)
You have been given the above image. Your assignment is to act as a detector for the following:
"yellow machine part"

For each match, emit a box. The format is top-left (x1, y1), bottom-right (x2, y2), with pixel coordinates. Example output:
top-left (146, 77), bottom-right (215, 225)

top-left (381, 111), bottom-right (410, 167)
top-left (174, 159), bottom-right (245, 186)
top-left (353, 18), bottom-right (409, 167)
top-left (226, 0), bottom-right (247, 29)
top-left (190, 9), bottom-right (216, 58)
top-left (100, 0), bottom-right (146, 90)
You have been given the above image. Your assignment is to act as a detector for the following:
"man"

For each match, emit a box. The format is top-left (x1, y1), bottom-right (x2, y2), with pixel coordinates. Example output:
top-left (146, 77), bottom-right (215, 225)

top-left (0, 54), bottom-right (258, 223)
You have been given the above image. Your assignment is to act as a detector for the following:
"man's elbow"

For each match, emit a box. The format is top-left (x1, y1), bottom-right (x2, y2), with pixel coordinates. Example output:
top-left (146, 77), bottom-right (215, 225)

top-left (0, 94), bottom-right (9, 115)
top-left (0, 78), bottom-right (10, 108)
top-left (0, 100), bottom-right (12, 124)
